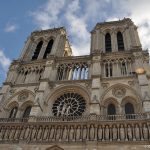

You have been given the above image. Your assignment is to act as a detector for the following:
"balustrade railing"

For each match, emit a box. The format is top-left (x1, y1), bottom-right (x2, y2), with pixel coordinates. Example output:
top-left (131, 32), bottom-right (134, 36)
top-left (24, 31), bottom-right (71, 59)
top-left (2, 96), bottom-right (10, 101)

top-left (57, 62), bottom-right (89, 81)
top-left (0, 113), bottom-right (150, 143)
top-left (0, 112), bottom-right (150, 123)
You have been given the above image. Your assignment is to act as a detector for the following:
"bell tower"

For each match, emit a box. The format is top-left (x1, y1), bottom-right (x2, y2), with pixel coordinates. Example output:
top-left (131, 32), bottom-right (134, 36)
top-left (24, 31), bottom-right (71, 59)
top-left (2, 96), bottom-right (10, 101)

top-left (20, 27), bottom-right (72, 61)
top-left (91, 18), bottom-right (141, 53)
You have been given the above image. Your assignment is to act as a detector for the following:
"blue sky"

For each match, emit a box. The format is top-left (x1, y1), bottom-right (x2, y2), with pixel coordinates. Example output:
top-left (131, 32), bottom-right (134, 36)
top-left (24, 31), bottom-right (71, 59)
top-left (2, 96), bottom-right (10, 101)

top-left (0, 0), bottom-right (150, 86)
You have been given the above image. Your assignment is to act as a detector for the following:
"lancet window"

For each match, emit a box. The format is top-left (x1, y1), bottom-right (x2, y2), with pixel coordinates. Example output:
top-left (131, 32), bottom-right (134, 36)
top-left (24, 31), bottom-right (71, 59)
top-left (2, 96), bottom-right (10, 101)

top-left (23, 106), bottom-right (32, 118)
top-left (32, 41), bottom-right (43, 60)
top-left (57, 63), bottom-right (89, 81)
top-left (9, 107), bottom-right (18, 118)
top-left (102, 58), bottom-right (133, 78)
top-left (105, 33), bottom-right (112, 52)
top-left (16, 66), bottom-right (45, 84)
top-left (117, 32), bottom-right (124, 51)
top-left (43, 39), bottom-right (54, 59)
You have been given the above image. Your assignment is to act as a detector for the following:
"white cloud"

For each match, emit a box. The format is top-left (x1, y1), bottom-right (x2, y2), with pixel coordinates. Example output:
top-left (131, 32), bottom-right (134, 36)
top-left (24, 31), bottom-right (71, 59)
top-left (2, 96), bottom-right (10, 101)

top-left (124, 0), bottom-right (150, 51)
top-left (30, 0), bottom-right (66, 29)
top-left (31, 0), bottom-right (150, 55)
top-left (65, 0), bottom-right (90, 55)
top-left (0, 50), bottom-right (11, 72)
top-left (4, 23), bottom-right (17, 33)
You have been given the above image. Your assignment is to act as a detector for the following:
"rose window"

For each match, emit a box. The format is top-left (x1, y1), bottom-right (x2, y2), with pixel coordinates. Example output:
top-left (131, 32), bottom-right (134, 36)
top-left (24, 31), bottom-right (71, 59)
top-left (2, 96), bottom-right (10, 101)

top-left (52, 92), bottom-right (86, 117)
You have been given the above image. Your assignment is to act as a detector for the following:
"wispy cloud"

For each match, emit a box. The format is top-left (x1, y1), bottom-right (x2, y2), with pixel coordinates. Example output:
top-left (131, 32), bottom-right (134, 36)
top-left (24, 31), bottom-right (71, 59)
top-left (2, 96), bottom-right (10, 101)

top-left (30, 0), bottom-right (66, 29)
top-left (0, 50), bottom-right (11, 72)
top-left (4, 23), bottom-right (18, 33)
top-left (30, 0), bottom-right (150, 55)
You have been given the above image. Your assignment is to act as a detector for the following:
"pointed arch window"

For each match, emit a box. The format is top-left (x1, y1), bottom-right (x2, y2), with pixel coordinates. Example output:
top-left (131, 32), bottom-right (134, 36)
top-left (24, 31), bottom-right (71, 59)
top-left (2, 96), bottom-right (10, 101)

top-left (125, 102), bottom-right (135, 119)
top-left (107, 103), bottom-right (116, 120)
top-left (23, 106), bottom-right (32, 118)
top-left (107, 104), bottom-right (116, 115)
top-left (9, 107), bottom-right (18, 118)
top-left (43, 39), bottom-right (54, 59)
top-left (105, 33), bottom-right (112, 52)
top-left (117, 32), bottom-right (124, 51)
top-left (32, 41), bottom-right (43, 60)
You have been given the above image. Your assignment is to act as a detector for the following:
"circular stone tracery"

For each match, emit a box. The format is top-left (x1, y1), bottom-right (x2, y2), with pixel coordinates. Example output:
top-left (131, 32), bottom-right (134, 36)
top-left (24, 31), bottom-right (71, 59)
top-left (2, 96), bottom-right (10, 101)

top-left (52, 92), bottom-right (86, 117)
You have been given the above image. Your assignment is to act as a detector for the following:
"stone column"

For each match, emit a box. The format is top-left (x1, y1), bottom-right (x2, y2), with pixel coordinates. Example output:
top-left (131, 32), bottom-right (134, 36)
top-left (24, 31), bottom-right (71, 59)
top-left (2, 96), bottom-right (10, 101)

top-left (38, 40), bottom-right (48, 59)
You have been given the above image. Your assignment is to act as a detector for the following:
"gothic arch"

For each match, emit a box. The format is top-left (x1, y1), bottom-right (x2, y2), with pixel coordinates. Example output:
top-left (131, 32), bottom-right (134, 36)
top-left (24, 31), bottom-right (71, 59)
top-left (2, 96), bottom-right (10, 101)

top-left (4, 89), bottom-right (35, 109)
top-left (100, 83), bottom-right (141, 105)
top-left (46, 145), bottom-right (64, 150)
top-left (43, 39), bottom-right (54, 59)
top-left (46, 36), bottom-right (56, 42)
top-left (9, 89), bottom-right (35, 100)
top-left (6, 101), bottom-right (19, 110)
top-left (102, 97), bottom-right (119, 115)
top-left (121, 96), bottom-right (142, 113)
top-left (20, 100), bottom-right (34, 110)
top-left (45, 84), bottom-right (90, 116)
top-left (35, 37), bottom-right (45, 44)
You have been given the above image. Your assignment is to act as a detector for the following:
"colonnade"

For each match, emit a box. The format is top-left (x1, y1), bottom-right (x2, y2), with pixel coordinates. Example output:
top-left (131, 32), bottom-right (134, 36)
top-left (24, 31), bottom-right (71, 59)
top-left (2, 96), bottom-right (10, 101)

top-left (102, 58), bottom-right (133, 77)
top-left (0, 122), bottom-right (149, 142)
top-left (16, 66), bottom-right (45, 84)
top-left (57, 63), bottom-right (89, 81)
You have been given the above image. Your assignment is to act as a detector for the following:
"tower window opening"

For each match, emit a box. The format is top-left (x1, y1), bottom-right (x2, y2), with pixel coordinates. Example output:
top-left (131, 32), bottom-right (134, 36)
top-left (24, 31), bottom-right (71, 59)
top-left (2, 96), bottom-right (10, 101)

top-left (9, 107), bottom-right (18, 118)
top-left (117, 32), bottom-right (124, 51)
top-left (23, 106), bottom-right (32, 118)
top-left (105, 33), bottom-right (112, 52)
top-left (105, 63), bottom-right (113, 77)
top-left (107, 103), bottom-right (116, 120)
top-left (125, 102), bottom-right (135, 119)
top-left (32, 41), bottom-right (43, 60)
top-left (43, 39), bottom-right (54, 59)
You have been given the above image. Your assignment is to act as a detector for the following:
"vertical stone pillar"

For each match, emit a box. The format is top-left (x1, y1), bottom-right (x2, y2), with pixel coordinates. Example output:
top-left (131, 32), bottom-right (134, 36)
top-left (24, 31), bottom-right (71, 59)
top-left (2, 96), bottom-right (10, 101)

top-left (95, 30), bottom-right (100, 50)
top-left (20, 37), bottom-right (33, 59)
top-left (90, 55), bottom-right (101, 115)
top-left (38, 40), bottom-right (48, 59)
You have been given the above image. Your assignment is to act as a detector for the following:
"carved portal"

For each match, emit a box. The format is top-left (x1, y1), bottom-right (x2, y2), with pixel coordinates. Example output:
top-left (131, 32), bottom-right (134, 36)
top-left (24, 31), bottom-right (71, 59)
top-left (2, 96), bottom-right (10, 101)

top-left (112, 87), bottom-right (126, 98)
top-left (18, 92), bottom-right (29, 102)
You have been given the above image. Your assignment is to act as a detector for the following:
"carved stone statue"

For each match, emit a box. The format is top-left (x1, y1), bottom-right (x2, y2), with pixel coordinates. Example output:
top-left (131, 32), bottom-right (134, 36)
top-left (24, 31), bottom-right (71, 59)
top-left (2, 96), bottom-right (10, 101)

top-left (105, 125), bottom-right (110, 140)
top-left (24, 126), bottom-right (30, 139)
top-left (57, 105), bottom-right (61, 116)
top-left (127, 125), bottom-right (132, 140)
top-left (61, 104), bottom-right (67, 116)
top-left (62, 126), bottom-right (68, 141)
top-left (49, 126), bottom-right (55, 141)
top-left (143, 124), bottom-right (148, 140)
top-left (82, 126), bottom-right (87, 140)
top-left (90, 125), bottom-right (95, 140)
top-left (9, 126), bottom-right (15, 140)
top-left (56, 126), bottom-right (61, 141)
top-left (66, 106), bottom-right (71, 116)
top-left (4, 126), bottom-right (10, 140)
top-left (98, 125), bottom-right (102, 140)
top-left (20, 126), bottom-right (26, 140)
top-left (43, 126), bottom-right (49, 140)
top-left (120, 125), bottom-right (125, 140)
top-left (135, 124), bottom-right (140, 140)
top-left (69, 126), bottom-right (75, 141)
top-left (112, 125), bottom-right (117, 140)
top-left (37, 126), bottom-right (43, 140)
top-left (31, 126), bottom-right (37, 141)
top-left (14, 126), bottom-right (20, 140)
top-left (76, 126), bottom-right (81, 141)
top-left (0, 126), bottom-right (5, 140)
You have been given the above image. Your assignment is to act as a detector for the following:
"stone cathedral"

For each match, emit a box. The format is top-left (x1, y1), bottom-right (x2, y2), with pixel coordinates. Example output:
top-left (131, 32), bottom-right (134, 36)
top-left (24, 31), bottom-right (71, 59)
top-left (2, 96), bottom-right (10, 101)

top-left (0, 18), bottom-right (150, 150)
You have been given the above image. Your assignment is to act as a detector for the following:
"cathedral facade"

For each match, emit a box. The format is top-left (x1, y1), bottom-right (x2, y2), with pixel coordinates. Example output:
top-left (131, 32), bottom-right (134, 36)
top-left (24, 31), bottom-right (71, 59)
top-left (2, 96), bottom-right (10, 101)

top-left (0, 18), bottom-right (150, 150)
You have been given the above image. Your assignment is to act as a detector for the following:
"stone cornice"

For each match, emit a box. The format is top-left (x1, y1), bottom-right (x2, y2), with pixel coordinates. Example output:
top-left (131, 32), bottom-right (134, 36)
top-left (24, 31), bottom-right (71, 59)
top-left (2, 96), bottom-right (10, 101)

top-left (31, 27), bottom-right (66, 37)
top-left (12, 82), bottom-right (40, 88)
top-left (91, 18), bottom-right (134, 32)
top-left (55, 55), bottom-right (91, 63)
